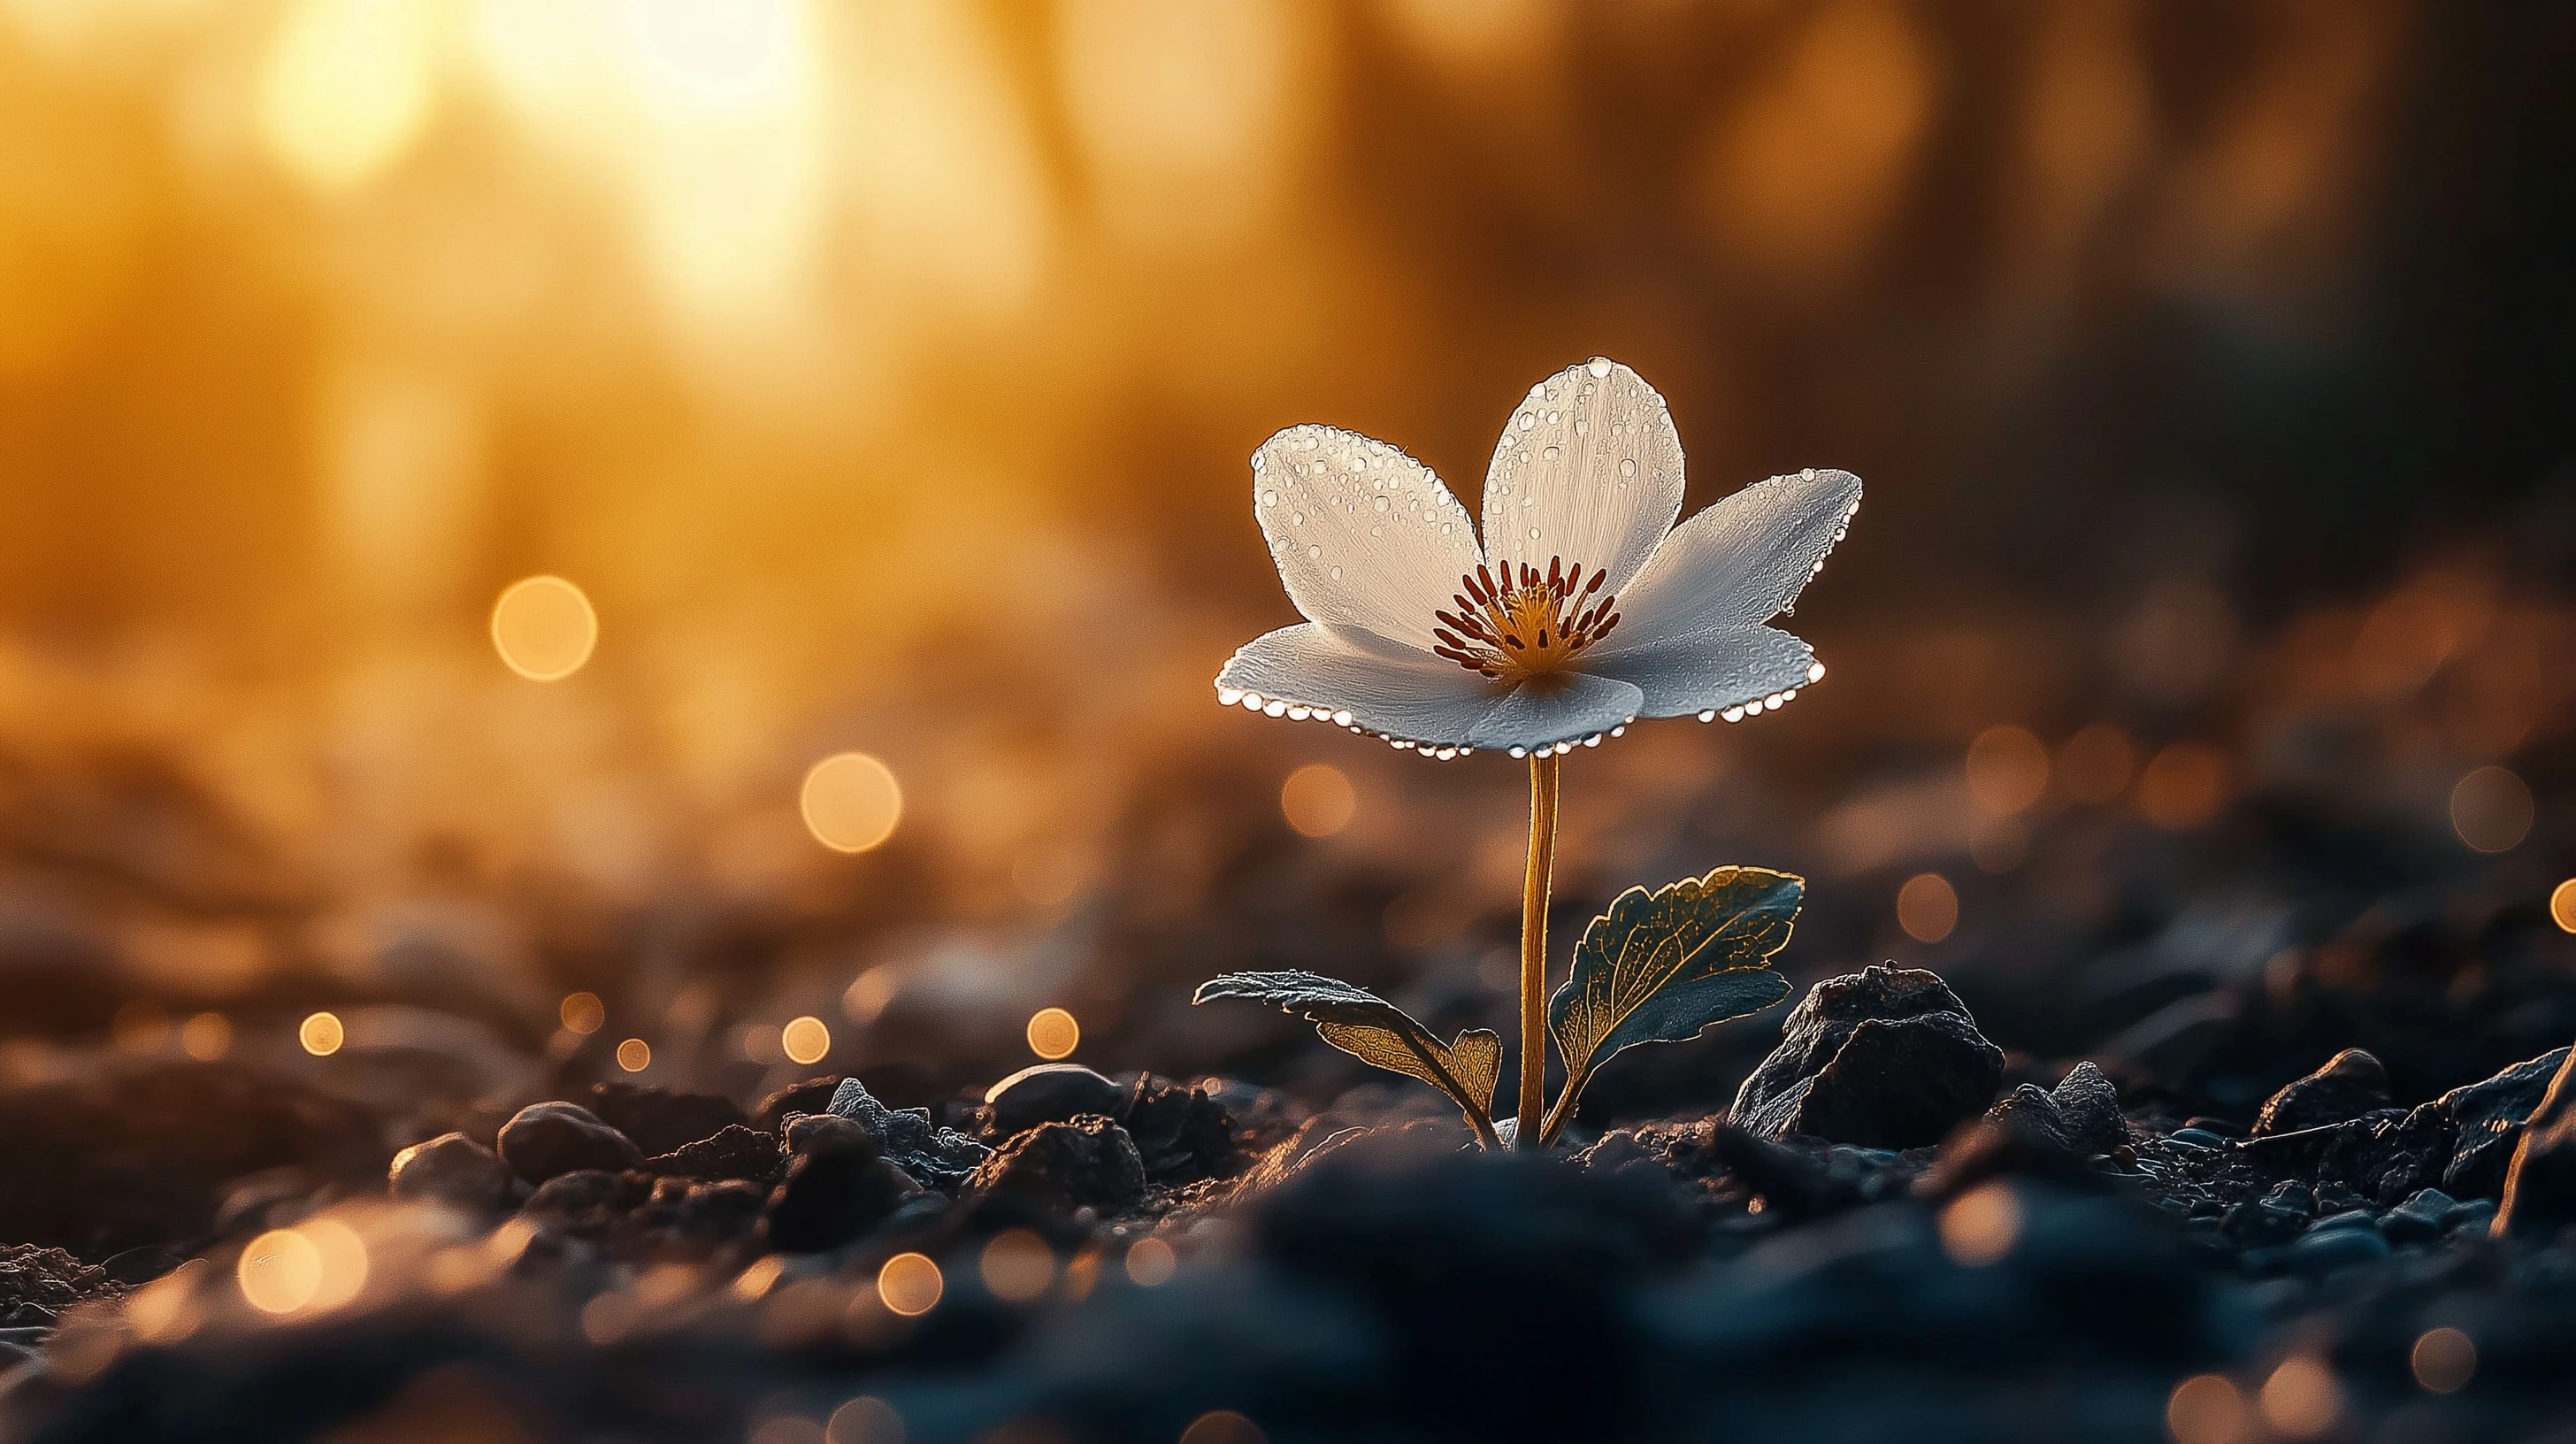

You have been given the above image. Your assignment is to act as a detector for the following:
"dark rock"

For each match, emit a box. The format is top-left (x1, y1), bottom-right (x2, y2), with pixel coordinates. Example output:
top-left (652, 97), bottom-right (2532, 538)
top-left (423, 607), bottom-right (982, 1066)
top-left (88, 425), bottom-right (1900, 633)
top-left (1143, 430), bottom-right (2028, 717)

top-left (782, 1114), bottom-right (879, 1161)
top-left (983, 1064), bottom-right (1123, 1137)
top-left (2442, 1199), bottom-right (2496, 1234)
top-left (2495, 1045), bottom-right (2576, 1238)
top-left (2251, 1048), bottom-right (2392, 1136)
top-left (0, 1061), bottom-right (381, 1258)
top-left (966, 1116), bottom-right (1146, 1215)
top-left (756, 1076), bottom-right (847, 1133)
top-left (2442, 1047), bottom-right (2572, 1201)
top-left (1731, 964), bottom-right (2005, 1148)
top-left (827, 1078), bottom-right (990, 1186)
top-left (632, 1177), bottom-right (769, 1254)
top-left (2260, 1180), bottom-right (2312, 1215)
top-left (761, 1149), bottom-right (921, 1253)
top-left (2168, 1128), bottom-right (2228, 1149)
top-left (586, 1083), bottom-right (748, 1158)
top-left (2312, 1183), bottom-right (2368, 1216)
top-left (521, 1169), bottom-right (650, 1242)
top-left (1970, 1062), bottom-right (2131, 1164)
top-left (387, 1132), bottom-right (515, 1209)
top-left (2049, 1062), bottom-right (2129, 1153)
top-left (2221, 1197), bottom-right (2308, 1247)
top-left (2377, 1189), bottom-right (2451, 1246)
top-left (1120, 1075), bottom-right (1244, 1186)
top-left (497, 1102), bottom-right (644, 1183)
top-left (642, 1125), bottom-right (781, 1183)
top-left (0, 1245), bottom-right (121, 1325)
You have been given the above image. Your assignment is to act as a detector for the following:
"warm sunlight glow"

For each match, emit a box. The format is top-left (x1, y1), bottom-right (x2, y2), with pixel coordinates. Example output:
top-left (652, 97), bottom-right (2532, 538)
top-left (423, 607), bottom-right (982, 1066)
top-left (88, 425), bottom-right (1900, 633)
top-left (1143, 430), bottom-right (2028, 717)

top-left (1280, 763), bottom-right (1356, 837)
top-left (256, 0), bottom-right (438, 190)
top-left (877, 1252), bottom-right (943, 1317)
top-left (491, 576), bottom-right (600, 681)
top-left (2553, 879), bottom-right (2576, 934)
top-left (782, 1015), bottom-right (832, 1065)
top-left (111, 1000), bottom-right (170, 1055)
top-left (616, 1037), bottom-right (652, 1071)
top-left (801, 753), bottom-right (903, 853)
top-left (1898, 872), bottom-right (1959, 944)
top-left (299, 1011), bottom-right (344, 1056)
top-left (1025, 1007), bottom-right (1079, 1061)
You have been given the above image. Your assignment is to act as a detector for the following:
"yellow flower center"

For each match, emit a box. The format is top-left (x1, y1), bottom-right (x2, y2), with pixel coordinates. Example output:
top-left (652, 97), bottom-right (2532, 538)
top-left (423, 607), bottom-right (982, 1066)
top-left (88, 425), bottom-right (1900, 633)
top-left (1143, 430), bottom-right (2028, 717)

top-left (1432, 557), bottom-right (1622, 684)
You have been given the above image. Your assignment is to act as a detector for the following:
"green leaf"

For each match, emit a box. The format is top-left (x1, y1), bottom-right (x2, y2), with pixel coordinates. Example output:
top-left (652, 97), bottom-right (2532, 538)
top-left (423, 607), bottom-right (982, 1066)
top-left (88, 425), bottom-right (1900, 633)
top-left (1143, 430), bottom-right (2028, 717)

top-left (1541, 866), bottom-right (1801, 1143)
top-left (1194, 971), bottom-right (1500, 1146)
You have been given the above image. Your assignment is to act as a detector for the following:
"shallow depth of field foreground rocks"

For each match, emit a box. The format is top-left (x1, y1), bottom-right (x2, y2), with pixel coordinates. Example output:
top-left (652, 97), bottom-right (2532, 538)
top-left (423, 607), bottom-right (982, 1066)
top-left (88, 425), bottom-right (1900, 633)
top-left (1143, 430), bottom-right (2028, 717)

top-left (9, 944), bottom-right (2576, 1443)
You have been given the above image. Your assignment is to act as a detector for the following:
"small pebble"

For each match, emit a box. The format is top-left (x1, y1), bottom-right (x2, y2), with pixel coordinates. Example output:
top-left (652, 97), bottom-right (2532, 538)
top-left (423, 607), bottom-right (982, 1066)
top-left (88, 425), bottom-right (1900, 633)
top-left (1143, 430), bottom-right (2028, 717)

top-left (2168, 1128), bottom-right (2229, 1149)
top-left (2287, 1226), bottom-right (2391, 1278)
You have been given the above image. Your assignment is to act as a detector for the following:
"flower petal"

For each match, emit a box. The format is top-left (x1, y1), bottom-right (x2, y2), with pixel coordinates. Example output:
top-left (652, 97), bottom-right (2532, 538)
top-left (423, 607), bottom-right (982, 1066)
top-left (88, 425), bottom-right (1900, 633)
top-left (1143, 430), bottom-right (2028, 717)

top-left (1584, 624), bottom-right (1819, 718)
top-left (1607, 468), bottom-right (1860, 643)
top-left (1464, 672), bottom-right (1644, 752)
top-left (1480, 358), bottom-right (1685, 598)
top-left (1217, 623), bottom-right (1506, 749)
top-left (1253, 426), bottom-right (1484, 651)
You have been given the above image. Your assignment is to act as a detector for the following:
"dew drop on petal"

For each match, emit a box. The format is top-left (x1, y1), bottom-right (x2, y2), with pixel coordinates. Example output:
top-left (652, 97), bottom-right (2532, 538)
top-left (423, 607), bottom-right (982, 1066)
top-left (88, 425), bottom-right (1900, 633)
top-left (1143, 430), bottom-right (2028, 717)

top-left (1264, 701), bottom-right (1287, 717)
top-left (1588, 357), bottom-right (1614, 378)
top-left (1218, 688), bottom-right (1244, 706)
top-left (1528, 527), bottom-right (1542, 540)
top-left (1542, 446), bottom-right (1560, 462)
top-left (1698, 710), bottom-right (1717, 722)
top-left (1518, 413), bottom-right (1536, 431)
top-left (1330, 566), bottom-right (1343, 580)
top-left (1619, 458), bottom-right (1637, 478)
top-left (1723, 707), bottom-right (1745, 722)
top-left (1808, 662), bottom-right (1827, 682)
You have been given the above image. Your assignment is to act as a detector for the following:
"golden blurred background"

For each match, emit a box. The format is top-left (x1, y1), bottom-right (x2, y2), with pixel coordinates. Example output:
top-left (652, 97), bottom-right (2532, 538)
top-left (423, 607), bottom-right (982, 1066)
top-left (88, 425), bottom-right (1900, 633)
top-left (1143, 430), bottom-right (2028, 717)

top-left (2, 0), bottom-right (2570, 1122)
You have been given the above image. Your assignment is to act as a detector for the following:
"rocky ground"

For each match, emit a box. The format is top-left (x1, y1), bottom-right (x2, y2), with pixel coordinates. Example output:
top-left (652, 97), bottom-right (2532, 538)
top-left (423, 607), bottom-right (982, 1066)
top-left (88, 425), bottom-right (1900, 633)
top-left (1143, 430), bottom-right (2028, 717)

top-left (0, 962), bottom-right (2572, 1444)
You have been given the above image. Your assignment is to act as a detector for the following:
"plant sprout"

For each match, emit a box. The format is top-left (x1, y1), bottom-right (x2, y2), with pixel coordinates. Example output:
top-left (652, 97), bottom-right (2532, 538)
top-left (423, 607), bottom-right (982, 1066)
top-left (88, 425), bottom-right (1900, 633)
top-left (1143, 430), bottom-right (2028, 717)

top-left (1197, 359), bottom-right (1859, 1148)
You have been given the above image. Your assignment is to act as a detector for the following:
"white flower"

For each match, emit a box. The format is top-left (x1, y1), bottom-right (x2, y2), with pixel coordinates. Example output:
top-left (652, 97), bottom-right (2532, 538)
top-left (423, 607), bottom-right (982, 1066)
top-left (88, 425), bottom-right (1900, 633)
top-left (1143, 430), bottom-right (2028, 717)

top-left (1215, 357), bottom-right (1859, 757)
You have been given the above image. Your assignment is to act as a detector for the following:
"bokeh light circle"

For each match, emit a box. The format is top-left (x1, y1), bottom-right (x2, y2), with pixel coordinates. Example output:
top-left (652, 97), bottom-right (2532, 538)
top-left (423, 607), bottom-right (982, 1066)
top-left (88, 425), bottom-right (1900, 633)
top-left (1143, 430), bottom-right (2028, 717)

top-left (877, 1252), bottom-right (943, 1317)
top-left (489, 576), bottom-right (599, 681)
top-left (181, 1011), bottom-right (233, 1061)
top-left (1179, 1409), bottom-right (1268, 1444)
top-left (825, 1396), bottom-right (905, 1444)
top-left (1965, 725), bottom-right (2050, 814)
top-left (2450, 765), bottom-right (2533, 853)
top-left (2552, 879), bottom-right (2576, 935)
top-left (1025, 1007), bottom-right (1080, 1061)
top-left (299, 1011), bottom-right (345, 1056)
top-left (979, 1229), bottom-right (1054, 1302)
top-left (238, 1228), bottom-right (323, 1314)
top-left (1897, 872), bottom-right (1958, 944)
top-left (801, 753), bottom-right (903, 853)
top-left (1280, 763), bottom-right (1356, 837)
top-left (2412, 1326), bottom-right (2476, 1394)
top-left (616, 1037), bottom-right (652, 1071)
top-left (559, 992), bottom-right (605, 1035)
top-left (1123, 1236), bottom-right (1177, 1287)
top-left (782, 1015), bottom-right (832, 1065)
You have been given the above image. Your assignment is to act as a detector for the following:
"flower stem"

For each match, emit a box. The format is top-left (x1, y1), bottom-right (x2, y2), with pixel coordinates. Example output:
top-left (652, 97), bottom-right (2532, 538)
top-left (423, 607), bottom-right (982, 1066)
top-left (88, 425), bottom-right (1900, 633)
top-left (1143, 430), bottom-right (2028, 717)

top-left (1517, 750), bottom-right (1560, 1148)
